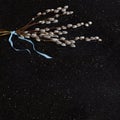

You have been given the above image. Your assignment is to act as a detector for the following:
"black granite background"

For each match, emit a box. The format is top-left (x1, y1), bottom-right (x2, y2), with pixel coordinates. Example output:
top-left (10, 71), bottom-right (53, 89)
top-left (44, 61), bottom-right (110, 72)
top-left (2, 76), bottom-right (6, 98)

top-left (0, 0), bottom-right (120, 120)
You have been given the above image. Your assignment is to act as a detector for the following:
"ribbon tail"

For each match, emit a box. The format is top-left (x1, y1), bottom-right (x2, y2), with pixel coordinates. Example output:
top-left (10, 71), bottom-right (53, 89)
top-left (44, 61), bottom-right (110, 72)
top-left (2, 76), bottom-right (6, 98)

top-left (8, 31), bottom-right (31, 54)
top-left (18, 36), bottom-right (52, 59)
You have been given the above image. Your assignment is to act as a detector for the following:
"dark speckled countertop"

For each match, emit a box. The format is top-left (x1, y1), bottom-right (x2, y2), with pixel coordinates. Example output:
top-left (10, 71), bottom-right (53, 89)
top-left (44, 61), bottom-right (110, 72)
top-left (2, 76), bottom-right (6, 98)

top-left (0, 0), bottom-right (120, 120)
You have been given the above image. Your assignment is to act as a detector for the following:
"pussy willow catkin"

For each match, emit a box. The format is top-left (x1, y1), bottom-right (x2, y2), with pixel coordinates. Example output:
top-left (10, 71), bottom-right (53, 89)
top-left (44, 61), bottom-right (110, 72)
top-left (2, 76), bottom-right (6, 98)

top-left (0, 5), bottom-right (102, 59)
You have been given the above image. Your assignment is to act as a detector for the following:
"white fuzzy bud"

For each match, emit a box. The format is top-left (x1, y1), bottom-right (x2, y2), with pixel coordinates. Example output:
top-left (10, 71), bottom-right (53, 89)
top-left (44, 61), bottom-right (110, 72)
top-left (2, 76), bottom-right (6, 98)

top-left (62, 8), bottom-right (67, 12)
top-left (51, 38), bottom-right (58, 42)
top-left (56, 41), bottom-right (62, 45)
top-left (77, 23), bottom-right (81, 27)
top-left (80, 36), bottom-right (85, 40)
top-left (35, 28), bottom-right (40, 31)
top-left (54, 10), bottom-right (59, 13)
top-left (98, 39), bottom-right (102, 42)
top-left (65, 41), bottom-right (71, 45)
top-left (70, 44), bottom-right (76, 47)
top-left (55, 14), bottom-right (60, 18)
top-left (88, 21), bottom-right (92, 25)
top-left (81, 22), bottom-right (84, 25)
top-left (85, 38), bottom-right (91, 41)
top-left (64, 5), bottom-right (69, 9)
top-left (48, 18), bottom-right (55, 21)
top-left (46, 21), bottom-right (51, 24)
top-left (60, 37), bottom-right (66, 40)
top-left (31, 33), bottom-right (37, 38)
top-left (56, 27), bottom-right (62, 30)
top-left (32, 18), bottom-right (35, 21)
top-left (85, 23), bottom-right (89, 27)
top-left (37, 12), bottom-right (41, 16)
top-left (42, 12), bottom-right (46, 15)
top-left (61, 43), bottom-right (66, 46)
top-left (53, 19), bottom-right (58, 23)
top-left (46, 9), bottom-right (51, 13)
top-left (72, 25), bottom-right (78, 28)
top-left (40, 29), bottom-right (46, 33)
top-left (95, 36), bottom-right (99, 39)
top-left (75, 37), bottom-right (80, 40)
top-left (67, 24), bottom-right (73, 28)
top-left (36, 37), bottom-right (41, 41)
top-left (70, 40), bottom-right (75, 44)
top-left (62, 26), bottom-right (67, 29)
top-left (57, 7), bottom-right (62, 10)
top-left (69, 11), bottom-right (74, 14)
top-left (62, 31), bottom-right (68, 34)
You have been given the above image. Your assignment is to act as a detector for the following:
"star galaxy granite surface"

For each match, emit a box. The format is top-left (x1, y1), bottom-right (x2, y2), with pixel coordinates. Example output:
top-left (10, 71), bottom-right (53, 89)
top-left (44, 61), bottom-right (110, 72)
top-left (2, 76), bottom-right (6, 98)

top-left (0, 0), bottom-right (120, 120)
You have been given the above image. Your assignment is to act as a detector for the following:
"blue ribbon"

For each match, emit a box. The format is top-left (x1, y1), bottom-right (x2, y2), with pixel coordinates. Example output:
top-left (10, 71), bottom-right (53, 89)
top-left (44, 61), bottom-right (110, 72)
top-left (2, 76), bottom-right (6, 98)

top-left (8, 31), bottom-right (52, 59)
